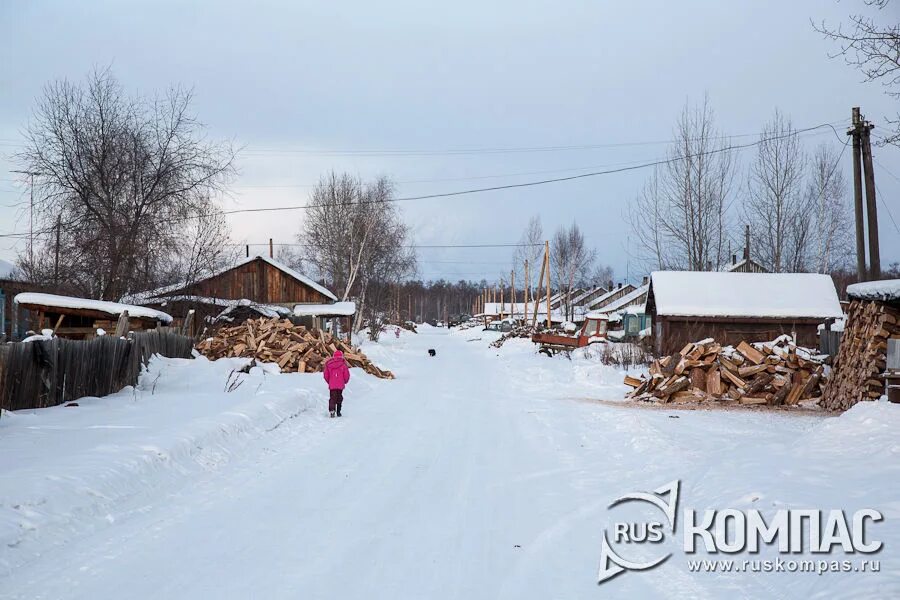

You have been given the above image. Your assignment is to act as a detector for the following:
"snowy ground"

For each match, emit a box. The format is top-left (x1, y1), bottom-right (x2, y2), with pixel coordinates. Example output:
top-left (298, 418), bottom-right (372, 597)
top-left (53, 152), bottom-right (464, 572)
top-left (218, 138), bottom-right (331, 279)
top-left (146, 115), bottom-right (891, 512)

top-left (0, 325), bottom-right (897, 598)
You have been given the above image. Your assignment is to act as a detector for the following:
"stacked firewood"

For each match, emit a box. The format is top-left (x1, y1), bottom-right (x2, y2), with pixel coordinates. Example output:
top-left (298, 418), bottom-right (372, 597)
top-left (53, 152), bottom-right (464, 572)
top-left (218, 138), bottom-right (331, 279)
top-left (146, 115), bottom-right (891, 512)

top-left (489, 326), bottom-right (535, 348)
top-left (624, 336), bottom-right (826, 406)
top-left (821, 300), bottom-right (897, 410)
top-left (196, 317), bottom-right (394, 379)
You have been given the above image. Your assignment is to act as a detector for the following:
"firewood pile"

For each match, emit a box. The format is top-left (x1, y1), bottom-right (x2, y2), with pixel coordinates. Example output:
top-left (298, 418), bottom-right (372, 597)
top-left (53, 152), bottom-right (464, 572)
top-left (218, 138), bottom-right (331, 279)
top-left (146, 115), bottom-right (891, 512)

top-left (624, 336), bottom-right (826, 406)
top-left (489, 326), bottom-right (534, 348)
top-left (196, 317), bottom-right (394, 379)
top-left (821, 300), bottom-right (896, 410)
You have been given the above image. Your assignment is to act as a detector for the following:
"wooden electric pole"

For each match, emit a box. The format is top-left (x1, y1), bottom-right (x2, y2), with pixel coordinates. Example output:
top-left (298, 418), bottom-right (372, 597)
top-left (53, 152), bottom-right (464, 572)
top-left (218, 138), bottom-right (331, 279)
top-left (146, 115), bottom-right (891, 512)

top-left (544, 240), bottom-right (551, 329)
top-left (848, 107), bottom-right (881, 281)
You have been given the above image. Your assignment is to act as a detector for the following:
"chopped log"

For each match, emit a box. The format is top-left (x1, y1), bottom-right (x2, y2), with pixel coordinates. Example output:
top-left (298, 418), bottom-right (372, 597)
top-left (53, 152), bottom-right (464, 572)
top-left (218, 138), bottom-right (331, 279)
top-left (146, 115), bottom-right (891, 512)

top-left (706, 367), bottom-right (722, 396)
top-left (624, 375), bottom-right (644, 388)
top-left (689, 368), bottom-right (707, 392)
top-left (736, 341), bottom-right (765, 365)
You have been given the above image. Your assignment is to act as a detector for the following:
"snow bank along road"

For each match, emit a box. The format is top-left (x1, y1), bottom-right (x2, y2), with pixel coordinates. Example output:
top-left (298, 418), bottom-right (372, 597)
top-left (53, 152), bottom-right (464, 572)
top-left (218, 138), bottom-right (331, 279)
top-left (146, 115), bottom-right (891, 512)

top-left (1, 326), bottom-right (898, 598)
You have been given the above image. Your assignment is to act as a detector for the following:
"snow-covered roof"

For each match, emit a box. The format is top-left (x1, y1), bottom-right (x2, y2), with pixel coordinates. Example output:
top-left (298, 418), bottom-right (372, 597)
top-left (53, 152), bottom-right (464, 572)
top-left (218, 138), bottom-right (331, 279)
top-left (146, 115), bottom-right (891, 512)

top-left (585, 284), bottom-right (637, 310)
top-left (595, 285), bottom-right (649, 315)
top-left (583, 310), bottom-right (611, 320)
top-left (14, 293), bottom-right (173, 323)
top-left (846, 279), bottom-right (900, 303)
top-left (649, 271), bottom-right (843, 319)
top-left (570, 286), bottom-right (607, 306)
top-left (293, 301), bottom-right (356, 317)
top-left (121, 255), bottom-right (337, 304)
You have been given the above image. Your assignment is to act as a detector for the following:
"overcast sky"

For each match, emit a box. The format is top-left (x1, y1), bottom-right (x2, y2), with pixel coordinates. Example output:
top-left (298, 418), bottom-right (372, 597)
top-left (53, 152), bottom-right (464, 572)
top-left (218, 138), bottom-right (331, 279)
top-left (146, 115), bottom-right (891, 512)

top-left (1, 0), bottom-right (898, 284)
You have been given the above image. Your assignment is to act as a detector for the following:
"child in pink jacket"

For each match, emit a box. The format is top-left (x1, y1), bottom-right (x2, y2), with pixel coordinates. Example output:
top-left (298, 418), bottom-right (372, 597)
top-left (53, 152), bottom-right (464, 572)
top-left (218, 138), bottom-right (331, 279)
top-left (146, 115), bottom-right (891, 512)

top-left (323, 350), bottom-right (351, 418)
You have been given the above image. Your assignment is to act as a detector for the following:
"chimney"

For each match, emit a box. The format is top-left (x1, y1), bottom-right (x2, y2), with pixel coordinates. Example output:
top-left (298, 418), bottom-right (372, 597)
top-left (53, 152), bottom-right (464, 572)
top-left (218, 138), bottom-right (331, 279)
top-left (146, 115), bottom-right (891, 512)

top-left (744, 225), bottom-right (750, 261)
top-left (642, 275), bottom-right (648, 286)
top-left (607, 279), bottom-right (613, 290)
top-left (245, 244), bottom-right (249, 258)
top-left (618, 282), bottom-right (622, 289)
top-left (732, 254), bottom-right (737, 265)
top-left (269, 238), bottom-right (274, 259)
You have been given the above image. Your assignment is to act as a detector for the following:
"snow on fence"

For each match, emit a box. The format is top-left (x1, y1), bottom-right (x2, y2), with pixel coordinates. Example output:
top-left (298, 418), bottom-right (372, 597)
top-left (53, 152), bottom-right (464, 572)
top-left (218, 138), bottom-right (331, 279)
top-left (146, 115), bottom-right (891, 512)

top-left (0, 329), bottom-right (194, 411)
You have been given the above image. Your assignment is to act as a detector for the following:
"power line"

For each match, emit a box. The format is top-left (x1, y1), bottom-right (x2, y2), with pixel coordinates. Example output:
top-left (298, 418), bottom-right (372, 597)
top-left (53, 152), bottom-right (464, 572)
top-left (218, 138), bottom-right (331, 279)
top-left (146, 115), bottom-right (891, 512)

top-left (0, 120), bottom-right (844, 157)
top-left (230, 242), bottom-right (541, 249)
top-left (211, 123), bottom-right (842, 219)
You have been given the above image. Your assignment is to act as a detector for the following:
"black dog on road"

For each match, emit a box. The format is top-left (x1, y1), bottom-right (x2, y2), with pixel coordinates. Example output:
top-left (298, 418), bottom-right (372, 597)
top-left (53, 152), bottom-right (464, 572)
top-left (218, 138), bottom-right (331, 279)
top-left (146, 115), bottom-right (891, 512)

top-left (428, 349), bottom-right (436, 357)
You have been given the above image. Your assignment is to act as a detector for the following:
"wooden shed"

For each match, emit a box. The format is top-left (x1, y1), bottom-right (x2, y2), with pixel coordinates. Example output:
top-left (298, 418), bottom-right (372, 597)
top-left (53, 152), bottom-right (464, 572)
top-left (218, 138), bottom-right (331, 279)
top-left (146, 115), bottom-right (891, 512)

top-left (126, 255), bottom-right (338, 335)
top-left (647, 271), bottom-right (843, 355)
top-left (13, 293), bottom-right (173, 339)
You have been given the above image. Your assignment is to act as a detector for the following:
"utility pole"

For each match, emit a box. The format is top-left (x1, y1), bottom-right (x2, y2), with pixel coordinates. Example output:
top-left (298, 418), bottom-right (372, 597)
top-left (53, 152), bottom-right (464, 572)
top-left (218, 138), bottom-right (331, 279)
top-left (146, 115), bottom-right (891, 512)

top-left (524, 259), bottom-right (529, 320)
top-left (544, 240), bottom-right (551, 329)
top-left (861, 120), bottom-right (881, 280)
top-left (510, 269), bottom-right (515, 322)
top-left (11, 170), bottom-right (39, 267)
top-left (848, 107), bottom-right (881, 281)
top-left (54, 215), bottom-right (61, 288)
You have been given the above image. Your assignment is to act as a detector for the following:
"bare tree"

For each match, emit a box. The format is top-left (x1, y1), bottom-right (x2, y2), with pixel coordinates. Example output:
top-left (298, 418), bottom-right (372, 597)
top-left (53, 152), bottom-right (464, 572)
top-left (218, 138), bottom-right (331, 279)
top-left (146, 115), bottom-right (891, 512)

top-left (16, 68), bottom-right (235, 299)
top-left (743, 110), bottom-right (808, 272)
top-left (815, 0), bottom-right (900, 146)
top-left (808, 143), bottom-right (854, 272)
top-left (629, 97), bottom-right (735, 271)
top-left (512, 215), bottom-right (544, 302)
top-left (298, 172), bottom-right (416, 339)
top-left (551, 222), bottom-right (596, 321)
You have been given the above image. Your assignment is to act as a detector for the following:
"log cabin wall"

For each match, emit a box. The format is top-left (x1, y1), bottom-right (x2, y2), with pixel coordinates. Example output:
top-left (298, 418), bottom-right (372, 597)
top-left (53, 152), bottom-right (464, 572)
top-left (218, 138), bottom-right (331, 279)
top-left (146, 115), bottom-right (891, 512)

top-left (654, 316), bottom-right (821, 356)
top-left (179, 259), bottom-right (331, 305)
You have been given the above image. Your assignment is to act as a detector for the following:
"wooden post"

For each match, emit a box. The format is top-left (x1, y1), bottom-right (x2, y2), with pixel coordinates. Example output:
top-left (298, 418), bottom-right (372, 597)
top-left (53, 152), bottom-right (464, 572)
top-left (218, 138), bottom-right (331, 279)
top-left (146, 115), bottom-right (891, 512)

top-left (850, 107), bottom-right (867, 281)
top-left (511, 269), bottom-right (516, 322)
top-left (545, 240), bottom-right (551, 329)
top-left (524, 259), bottom-right (529, 324)
top-left (54, 215), bottom-right (61, 289)
top-left (500, 282), bottom-right (505, 320)
top-left (532, 247), bottom-right (546, 327)
top-left (181, 309), bottom-right (195, 336)
top-left (52, 314), bottom-right (64, 336)
top-left (861, 122), bottom-right (881, 280)
top-left (114, 310), bottom-right (130, 338)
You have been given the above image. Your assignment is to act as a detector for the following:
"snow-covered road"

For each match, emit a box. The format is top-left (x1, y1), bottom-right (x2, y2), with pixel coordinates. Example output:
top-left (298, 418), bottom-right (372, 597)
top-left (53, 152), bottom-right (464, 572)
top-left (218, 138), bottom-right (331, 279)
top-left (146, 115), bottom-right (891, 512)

top-left (1, 326), bottom-right (898, 598)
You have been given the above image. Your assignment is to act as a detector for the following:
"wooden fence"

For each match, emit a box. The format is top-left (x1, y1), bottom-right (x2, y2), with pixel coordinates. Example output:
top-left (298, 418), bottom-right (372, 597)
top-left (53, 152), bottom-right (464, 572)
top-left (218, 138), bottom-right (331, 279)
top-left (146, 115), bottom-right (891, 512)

top-left (819, 329), bottom-right (843, 358)
top-left (0, 329), bottom-right (194, 411)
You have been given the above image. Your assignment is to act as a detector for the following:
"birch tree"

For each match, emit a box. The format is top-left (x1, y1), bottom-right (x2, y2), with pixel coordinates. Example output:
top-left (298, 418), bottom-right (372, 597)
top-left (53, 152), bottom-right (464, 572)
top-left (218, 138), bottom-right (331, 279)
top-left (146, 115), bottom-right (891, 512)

top-left (298, 173), bottom-right (416, 339)
top-left (808, 143), bottom-right (853, 272)
top-left (551, 223), bottom-right (595, 321)
top-left (629, 97), bottom-right (735, 271)
top-left (743, 110), bottom-right (807, 272)
top-left (512, 215), bottom-right (544, 303)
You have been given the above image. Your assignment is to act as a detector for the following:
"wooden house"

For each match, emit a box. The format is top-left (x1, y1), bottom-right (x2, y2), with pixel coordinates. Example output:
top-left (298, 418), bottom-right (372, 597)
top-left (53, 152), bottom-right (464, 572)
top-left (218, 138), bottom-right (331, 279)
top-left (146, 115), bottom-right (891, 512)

top-left (13, 293), bottom-right (173, 339)
top-left (125, 255), bottom-right (340, 335)
top-left (646, 271), bottom-right (843, 355)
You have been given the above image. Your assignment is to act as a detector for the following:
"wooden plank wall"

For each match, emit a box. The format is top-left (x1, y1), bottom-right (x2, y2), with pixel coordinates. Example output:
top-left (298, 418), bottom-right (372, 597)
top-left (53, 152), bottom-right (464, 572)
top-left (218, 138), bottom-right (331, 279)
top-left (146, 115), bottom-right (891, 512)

top-left (0, 329), bottom-right (194, 411)
top-left (182, 259), bottom-right (330, 304)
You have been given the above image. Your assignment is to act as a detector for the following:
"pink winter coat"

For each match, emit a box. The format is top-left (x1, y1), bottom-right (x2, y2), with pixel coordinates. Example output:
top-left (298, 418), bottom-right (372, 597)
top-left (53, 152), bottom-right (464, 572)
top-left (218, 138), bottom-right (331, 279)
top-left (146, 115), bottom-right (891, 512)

top-left (323, 351), bottom-right (351, 390)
